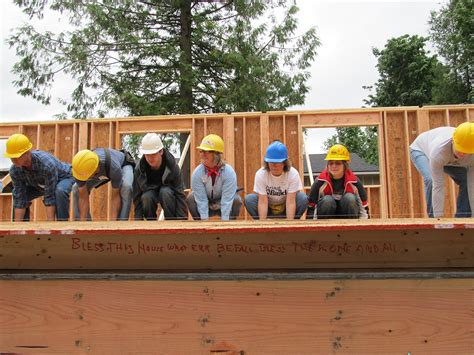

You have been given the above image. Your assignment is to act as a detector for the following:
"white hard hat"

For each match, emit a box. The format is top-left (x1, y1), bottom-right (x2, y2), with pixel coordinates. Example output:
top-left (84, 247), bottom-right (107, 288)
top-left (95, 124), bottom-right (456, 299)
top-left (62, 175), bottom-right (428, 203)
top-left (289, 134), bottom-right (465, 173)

top-left (140, 133), bottom-right (164, 155)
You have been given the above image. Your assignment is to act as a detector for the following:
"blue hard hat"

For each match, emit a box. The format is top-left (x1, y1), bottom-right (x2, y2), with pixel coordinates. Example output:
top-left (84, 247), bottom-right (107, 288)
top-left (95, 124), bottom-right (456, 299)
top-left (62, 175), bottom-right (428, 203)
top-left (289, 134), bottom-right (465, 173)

top-left (264, 141), bottom-right (288, 163)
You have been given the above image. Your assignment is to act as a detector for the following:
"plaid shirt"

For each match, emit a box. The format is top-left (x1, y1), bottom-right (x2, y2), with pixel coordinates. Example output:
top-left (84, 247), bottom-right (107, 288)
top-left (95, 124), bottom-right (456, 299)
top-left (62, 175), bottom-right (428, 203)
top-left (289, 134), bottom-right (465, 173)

top-left (10, 150), bottom-right (72, 208)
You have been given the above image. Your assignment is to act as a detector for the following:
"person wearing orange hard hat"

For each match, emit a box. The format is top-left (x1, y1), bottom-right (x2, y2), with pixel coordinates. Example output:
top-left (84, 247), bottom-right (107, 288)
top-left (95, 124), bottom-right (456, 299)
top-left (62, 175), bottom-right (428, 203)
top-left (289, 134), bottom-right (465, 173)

top-left (187, 134), bottom-right (242, 220)
top-left (307, 144), bottom-right (369, 219)
top-left (410, 122), bottom-right (474, 218)
top-left (3, 133), bottom-right (74, 221)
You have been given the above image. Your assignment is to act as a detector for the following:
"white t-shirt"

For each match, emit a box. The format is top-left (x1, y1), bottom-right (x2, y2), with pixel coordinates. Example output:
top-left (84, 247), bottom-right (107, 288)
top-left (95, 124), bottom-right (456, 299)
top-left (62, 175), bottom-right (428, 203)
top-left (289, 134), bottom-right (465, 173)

top-left (254, 167), bottom-right (303, 205)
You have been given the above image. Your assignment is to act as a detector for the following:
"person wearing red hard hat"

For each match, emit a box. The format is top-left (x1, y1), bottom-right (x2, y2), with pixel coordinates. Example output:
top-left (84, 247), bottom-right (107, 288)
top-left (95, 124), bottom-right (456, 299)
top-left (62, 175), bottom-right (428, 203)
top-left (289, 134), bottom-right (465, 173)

top-left (245, 140), bottom-right (307, 219)
top-left (3, 133), bottom-right (74, 221)
top-left (410, 121), bottom-right (474, 218)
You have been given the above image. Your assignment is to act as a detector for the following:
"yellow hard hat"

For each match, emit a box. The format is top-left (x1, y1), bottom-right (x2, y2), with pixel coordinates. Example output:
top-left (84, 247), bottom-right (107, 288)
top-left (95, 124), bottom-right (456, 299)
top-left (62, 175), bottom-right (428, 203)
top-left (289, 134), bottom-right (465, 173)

top-left (4, 133), bottom-right (33, 158)
top-left (72, 150), bottom-right (99, 181)
top-left (196, 134), bottom-right (224, 153)
top-left (325, 144), bottom-right (350, 161)
top-left (453, 122), bottom-right (474, 154)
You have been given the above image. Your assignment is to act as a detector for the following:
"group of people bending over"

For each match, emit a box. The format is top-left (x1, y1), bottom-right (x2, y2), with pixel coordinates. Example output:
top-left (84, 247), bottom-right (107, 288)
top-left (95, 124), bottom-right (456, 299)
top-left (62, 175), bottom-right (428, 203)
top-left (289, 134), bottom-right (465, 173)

top-left (3, 121), bottom-right (473, 221)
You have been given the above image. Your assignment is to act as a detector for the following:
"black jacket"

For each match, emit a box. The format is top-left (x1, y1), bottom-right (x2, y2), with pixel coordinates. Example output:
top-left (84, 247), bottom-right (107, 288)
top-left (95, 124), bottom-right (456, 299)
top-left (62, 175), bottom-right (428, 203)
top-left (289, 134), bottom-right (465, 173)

top-left (133, 149), bottom-right (187, 219)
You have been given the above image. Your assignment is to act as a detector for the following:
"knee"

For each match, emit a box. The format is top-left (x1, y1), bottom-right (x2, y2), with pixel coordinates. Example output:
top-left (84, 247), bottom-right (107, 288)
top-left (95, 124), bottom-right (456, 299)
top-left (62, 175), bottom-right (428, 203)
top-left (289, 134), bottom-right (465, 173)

top-left (140, 192), bottom-right (155, 208)
top-left (342, 193), bottom-right (357, 204)
top-left (244, 194), bottom-right (258, 206)
top-left (234, 194), bottom-right (243, 207)
top-left (159, 187), bottom-right (175, 201)
top-left (56, 184), bottom-right (69, 198)
top-left (319, 195), bottom-right (336, 208)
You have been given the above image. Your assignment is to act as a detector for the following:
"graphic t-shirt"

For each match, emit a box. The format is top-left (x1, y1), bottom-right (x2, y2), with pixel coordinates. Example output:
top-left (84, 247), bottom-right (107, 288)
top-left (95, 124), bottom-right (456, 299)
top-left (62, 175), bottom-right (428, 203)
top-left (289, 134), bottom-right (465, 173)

top-left (253, 167), bottom-right (303, 206)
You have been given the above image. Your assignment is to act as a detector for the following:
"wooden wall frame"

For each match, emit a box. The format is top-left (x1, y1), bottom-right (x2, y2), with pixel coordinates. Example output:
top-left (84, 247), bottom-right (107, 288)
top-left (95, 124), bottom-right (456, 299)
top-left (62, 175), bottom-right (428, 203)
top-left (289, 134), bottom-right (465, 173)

top-left (0, 105), bottom-right (472, 221)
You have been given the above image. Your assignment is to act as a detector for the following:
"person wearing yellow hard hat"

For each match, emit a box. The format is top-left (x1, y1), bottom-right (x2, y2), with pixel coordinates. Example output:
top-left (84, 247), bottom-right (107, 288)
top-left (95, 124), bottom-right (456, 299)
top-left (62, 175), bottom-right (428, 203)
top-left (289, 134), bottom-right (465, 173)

top-left (307, 144), bottom-right (369, 219)
top-left (3, 133), bottom-right (74, 221)
top-left (187, 134), bottom-right (242, 220)
top-left (245, 141), bottom-right (307, 219)
top-left (71, 147), bottom-right (135, 221)
top-left (133, 133), bottom-right (187, 220)
top-left (410, 122), bottom-right (474, 218)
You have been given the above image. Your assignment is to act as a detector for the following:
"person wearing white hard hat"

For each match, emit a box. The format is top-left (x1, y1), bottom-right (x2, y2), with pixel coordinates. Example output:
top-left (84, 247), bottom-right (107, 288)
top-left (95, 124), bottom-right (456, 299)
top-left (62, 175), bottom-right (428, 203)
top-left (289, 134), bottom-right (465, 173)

top-left (133, 133), bottom-right (187, 220)
top-left (410, 121), bottom-right (474, 218)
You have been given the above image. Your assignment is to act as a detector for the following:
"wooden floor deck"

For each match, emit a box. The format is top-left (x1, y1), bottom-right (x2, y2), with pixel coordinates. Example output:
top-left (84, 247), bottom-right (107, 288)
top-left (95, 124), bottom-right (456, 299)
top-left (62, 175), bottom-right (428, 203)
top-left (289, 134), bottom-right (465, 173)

top-left (0, 219), bottom-right (473, 353)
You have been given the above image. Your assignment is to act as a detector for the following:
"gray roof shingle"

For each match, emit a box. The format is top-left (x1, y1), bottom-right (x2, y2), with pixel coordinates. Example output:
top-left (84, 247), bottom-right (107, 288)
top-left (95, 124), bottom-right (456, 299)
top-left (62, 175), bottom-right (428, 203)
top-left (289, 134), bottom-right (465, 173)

top-left (303, 153), bottom-right (379, 174)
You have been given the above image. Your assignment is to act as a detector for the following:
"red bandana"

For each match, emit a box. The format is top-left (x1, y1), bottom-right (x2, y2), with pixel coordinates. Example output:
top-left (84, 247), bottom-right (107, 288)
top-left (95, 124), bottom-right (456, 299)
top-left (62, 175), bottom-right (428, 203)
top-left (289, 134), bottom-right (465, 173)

top-left (205, 165), bottom-right (221, 185)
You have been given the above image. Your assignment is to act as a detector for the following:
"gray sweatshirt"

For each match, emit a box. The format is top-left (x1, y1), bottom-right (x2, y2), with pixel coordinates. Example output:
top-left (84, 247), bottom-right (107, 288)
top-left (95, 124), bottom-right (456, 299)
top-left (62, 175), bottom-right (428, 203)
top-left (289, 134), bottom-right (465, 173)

top-left (410, 127), bottom-right (474, 217)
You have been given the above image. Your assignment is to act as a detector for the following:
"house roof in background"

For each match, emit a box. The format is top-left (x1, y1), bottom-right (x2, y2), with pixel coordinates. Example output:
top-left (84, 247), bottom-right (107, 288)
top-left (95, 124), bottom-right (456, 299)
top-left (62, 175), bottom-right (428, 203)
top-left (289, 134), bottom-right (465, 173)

top-left (303, 153), bottom-right (379, 174)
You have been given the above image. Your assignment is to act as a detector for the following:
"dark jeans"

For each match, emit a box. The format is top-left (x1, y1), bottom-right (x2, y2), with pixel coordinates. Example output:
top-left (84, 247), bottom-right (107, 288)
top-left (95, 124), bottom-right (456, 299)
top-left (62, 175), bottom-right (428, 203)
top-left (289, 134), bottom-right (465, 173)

top-left (137, 186), bottom-right (186, 220)
top-left (186, 192), bottom-right (242, 220)
top-left (316, 193), bottom-right (359, 219)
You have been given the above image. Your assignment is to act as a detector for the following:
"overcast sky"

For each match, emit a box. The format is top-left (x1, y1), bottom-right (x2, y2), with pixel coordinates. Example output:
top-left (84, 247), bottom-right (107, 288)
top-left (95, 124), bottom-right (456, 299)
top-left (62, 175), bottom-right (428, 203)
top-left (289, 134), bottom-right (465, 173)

top-left (0, 0), bottom-right (444, 153)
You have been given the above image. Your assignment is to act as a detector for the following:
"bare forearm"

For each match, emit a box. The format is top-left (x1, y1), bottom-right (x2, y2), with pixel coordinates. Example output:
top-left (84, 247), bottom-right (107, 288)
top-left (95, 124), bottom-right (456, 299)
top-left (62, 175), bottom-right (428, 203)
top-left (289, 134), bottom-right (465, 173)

top-left (258, 195), bottom-right (268, 220)
top-left (14, 208), bottom-right (26, 222)
top-left (45, 206), bottom-right (56, 221)
top-left (286, 193), bottom-right (296, 219)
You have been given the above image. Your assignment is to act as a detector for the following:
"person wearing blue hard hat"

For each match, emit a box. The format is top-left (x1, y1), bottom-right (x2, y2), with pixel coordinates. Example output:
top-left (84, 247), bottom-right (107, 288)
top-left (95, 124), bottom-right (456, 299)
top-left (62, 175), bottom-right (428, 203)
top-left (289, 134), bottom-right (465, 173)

top-left (245, 140), bottom-right (307, 219)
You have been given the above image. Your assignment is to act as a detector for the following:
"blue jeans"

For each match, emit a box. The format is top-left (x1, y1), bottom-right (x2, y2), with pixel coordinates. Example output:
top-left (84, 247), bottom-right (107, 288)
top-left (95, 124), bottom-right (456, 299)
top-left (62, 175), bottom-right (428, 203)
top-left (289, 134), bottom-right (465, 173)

top-left (316, 193), bottom-right (359, 219)
top-left (244, 192), bottom-right (308, 219)
top-left (13, 177), bottom-right (74, 221)
top-left (186, 192), bottom-right (242, 220)
top-left (410, 149), bottom-right (471, 217)
top-left (73, 164), bottom-right (134, 220)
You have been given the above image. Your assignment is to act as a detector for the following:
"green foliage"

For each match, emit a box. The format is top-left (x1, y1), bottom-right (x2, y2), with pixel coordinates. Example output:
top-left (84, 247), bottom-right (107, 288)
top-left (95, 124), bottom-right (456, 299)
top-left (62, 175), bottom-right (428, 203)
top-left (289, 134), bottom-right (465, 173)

top-left (323, 127), bottom-right (379, 166)
top-left (8, 0), bottom-right (320, 118)
top-left (429, 0), bottom-right (473, 103)
top-left (363, 35), bottom-right (438, 107)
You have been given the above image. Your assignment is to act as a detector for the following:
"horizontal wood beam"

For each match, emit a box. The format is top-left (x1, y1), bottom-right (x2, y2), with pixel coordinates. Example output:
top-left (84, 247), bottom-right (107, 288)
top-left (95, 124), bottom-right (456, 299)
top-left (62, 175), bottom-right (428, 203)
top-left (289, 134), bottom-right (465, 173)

top-left (1, 219), bottom-right (472, 270)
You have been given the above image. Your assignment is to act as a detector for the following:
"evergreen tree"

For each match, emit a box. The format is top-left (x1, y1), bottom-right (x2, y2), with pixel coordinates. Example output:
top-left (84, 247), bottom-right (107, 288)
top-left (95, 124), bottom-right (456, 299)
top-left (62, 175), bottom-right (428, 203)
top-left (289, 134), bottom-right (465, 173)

top-left (7, 0), bottom-right (320, 118)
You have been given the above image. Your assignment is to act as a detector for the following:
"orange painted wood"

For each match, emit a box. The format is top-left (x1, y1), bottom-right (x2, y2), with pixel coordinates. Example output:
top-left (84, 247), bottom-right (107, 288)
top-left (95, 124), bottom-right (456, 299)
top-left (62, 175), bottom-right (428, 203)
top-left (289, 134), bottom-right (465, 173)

top-left (0, 279), bottom-right (472, 354)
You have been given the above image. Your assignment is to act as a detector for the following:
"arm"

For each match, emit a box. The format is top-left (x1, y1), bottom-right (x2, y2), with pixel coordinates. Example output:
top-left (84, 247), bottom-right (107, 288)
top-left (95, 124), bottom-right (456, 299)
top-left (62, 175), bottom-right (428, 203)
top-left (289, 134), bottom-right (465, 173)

top-left (285, 192), bottom-right (296, 219)
top-left (169, 162), bottom-right (188, 219)
top-left (191, 167), bottom-right (209, 220)
top-left (45, 206), bottom-right (56, 221)
top-left (219, 167), bottom-right (237, 221)
top-left (14, 208), bottom-right (26, 222)
top-left (111, 187), bottom-right (121, 220)
top-left (257, 194), bottom-right (268, 220)
top-left (132, 167), bottom-right (143, 220)
top-left (78, 185), bottom-right (90, 221)
top-left (355, 177), bottom-right (369, 219)
top-left (468, 167), bottom-right (474, 217)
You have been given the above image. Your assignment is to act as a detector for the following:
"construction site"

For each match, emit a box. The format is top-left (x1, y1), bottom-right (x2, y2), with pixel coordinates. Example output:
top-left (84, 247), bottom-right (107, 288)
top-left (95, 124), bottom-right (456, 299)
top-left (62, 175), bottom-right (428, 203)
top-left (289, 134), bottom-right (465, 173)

top-left (0, 104), bottom-right (473, 353)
